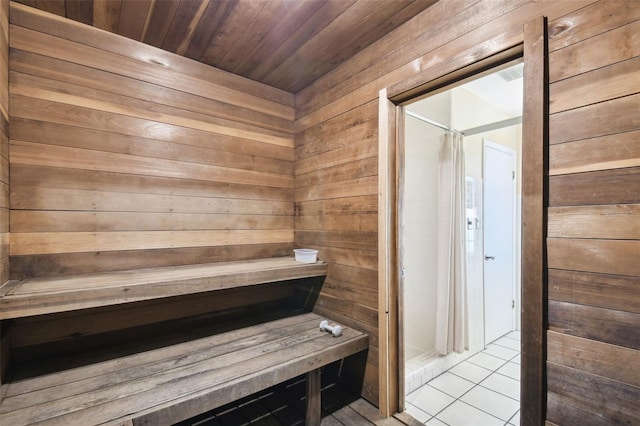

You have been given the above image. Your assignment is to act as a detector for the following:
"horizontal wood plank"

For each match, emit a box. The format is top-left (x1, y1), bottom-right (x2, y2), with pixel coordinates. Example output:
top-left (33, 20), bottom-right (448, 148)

top-left (549, 130), bottom-right (640, 175)
top-left (550, 54), bottom-right (640, 114)
top-left (549, 18), bottom-right (640, 83)
top-left (547, 331), bottom-right (640, 387)
top-left (11, 211), bottom-right (293, 233)
top-left (10, 243), bottom-right (294, 279)
top-left (548, 269), bottom-right (640, 314)
top-left (10, 140), bottom-right (294, 189)
top-left (548, 300), bottom-right (640, 350)
top-left (548, 205), bottom-right (640, 240)
top-left (547, 238), bottom-right (640, 276)
top-left (548, 0), bottom-right (640, 52)
top-left (547, 362), bottom-right (640, 425)
top-left (0, 257), bottom-right (326, 319)
top-left (549, 167), bottom-right (640, 206)
top-left (550, 93), bottom-right (640, 145)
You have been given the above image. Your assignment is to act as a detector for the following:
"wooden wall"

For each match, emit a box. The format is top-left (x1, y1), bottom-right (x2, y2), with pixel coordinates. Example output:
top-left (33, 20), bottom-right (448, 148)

top-left (546, 2), bottom-right (640, 424)
top-left (0, 0), bottom-right (8, 388)
top-left (0, 0), bottom-right (8, 285)
top-left (295, 0), bottom-right (640, 419)
top-left (8, 2), bottom-right (296, 279)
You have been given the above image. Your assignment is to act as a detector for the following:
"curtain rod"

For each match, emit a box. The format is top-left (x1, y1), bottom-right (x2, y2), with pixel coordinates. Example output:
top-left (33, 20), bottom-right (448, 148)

top-left (406, 110), bottom-right (523, 137)
top-left (405, 110), bottom-right (462, 134)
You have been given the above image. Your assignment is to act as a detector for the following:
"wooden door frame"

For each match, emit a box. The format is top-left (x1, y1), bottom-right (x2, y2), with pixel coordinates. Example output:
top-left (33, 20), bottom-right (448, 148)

top-left (378, 18), bottom-right (547, 425)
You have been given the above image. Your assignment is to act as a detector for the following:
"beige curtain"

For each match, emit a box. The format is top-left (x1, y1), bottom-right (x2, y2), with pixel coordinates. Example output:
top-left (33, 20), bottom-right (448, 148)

top-left (435, 131), bottom-right (469, 355)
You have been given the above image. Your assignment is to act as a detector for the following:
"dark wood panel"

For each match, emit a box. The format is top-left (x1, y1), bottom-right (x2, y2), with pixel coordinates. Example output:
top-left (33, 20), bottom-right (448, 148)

top-left (550, 93), bottom-right (640, 144)
top-left (547, 392), bottom-right (625, 426)
top-left (549, 300), bottom-right (640, 350)
top-left (548, 331), bottom-right (640, 387)
top-left (11, 244), bottom-right (294, 279)
top-left (11, 282), bottom-right (295, 349)
top-left (549, 18), bottom-right (640, 83)
top-left (115, 0), bottom-right (150, 40)
top-left (549, 269), bottom-right (640, 314)
top-left (549, 167), bottom-right (640, 206)
top-left (549, 130), bottom-right (640, 175)
top-left (548, 205), bottom-right (640, 240)
top-left (547, 362), bottom-right (640, 425)
top-left (548, 238), bottom-right (640, 277)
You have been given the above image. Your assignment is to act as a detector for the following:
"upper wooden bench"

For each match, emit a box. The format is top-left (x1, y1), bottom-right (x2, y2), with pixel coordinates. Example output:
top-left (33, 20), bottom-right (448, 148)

top-left (0, 257), bottom-right (327, 319)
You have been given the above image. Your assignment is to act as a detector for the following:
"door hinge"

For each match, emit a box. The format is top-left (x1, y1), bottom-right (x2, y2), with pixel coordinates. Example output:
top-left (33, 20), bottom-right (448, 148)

top-left (512, 299), bottom-right (515, 308)
top-left (512, 171), bottom-right (515, 180)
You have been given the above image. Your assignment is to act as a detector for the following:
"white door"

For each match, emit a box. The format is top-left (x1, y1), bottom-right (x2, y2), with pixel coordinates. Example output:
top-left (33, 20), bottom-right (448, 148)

top-left (483, 140), bottom-right (516, 345)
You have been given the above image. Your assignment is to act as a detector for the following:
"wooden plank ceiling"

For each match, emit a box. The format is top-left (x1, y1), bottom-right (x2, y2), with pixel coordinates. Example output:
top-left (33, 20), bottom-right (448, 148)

top-left (14, 0), bottom-right (437, 93)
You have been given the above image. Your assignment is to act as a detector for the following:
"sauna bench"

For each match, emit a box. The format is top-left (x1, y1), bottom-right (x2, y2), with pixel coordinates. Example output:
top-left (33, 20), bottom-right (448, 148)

top-left (0, 257), bottom-right (327, 320)
top-left (0, 311), bottom-right (369, 425)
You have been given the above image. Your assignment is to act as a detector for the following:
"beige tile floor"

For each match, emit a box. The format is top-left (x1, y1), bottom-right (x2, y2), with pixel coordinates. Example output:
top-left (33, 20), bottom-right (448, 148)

top-left (406, 331), bottom-right (521, 426)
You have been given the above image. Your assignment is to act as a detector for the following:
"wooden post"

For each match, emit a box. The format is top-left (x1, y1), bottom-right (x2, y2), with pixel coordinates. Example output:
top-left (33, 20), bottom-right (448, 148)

top-left (306, 368), bottom-right (321, 426)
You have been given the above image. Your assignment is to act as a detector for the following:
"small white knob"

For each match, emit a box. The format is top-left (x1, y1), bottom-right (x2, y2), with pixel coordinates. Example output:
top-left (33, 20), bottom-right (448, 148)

top-left (319, 320), bottom-right (343, 337)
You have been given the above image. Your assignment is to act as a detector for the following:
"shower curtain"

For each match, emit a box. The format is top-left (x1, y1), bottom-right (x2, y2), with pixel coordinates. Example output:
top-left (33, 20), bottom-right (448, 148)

top-left (435, 131), bottom-right (469, 355)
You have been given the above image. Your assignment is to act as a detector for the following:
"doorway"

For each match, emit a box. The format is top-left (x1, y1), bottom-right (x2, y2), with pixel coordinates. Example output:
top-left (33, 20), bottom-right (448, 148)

top-left (399, 62), bottom-right (523, 424)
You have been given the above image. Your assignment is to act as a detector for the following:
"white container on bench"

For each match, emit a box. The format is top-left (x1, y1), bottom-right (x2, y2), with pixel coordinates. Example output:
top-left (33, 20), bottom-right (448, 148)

top-left (294, 249), bottom-right (318, 263)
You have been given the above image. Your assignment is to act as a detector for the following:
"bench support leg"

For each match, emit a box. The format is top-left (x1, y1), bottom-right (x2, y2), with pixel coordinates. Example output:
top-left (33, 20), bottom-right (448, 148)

top-left (306, 368), bottom-right (321, 426)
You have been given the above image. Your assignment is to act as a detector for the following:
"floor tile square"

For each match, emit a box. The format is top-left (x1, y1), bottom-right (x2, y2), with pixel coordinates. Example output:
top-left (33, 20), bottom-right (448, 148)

top-left (428, 372), bottom-right (475, 398)
top-left (460, 385), bottom-right (520, 421)
top-left (497, 361), bottom-right (520, 380)
top-left (509, 410), bottom-right (521, 426)
top-left (426, 417), bottom-right (448, 426)
top-left (436, 400), bottom-right (503, 426)
top-left (405, 402), bottom-right (431, 423)
top-left (467, 352), bottom-right (507, 371)
top-left (506, 331), bottom-right (521, 340)
top-left (449, 361), bottom-right (492, 383)
top-left (483, 344), bottom-right (519, 360)
top-left (481, 373), bottom-right (520, 401)
top-left (511, 354), bottom-right (521, 365)
top-left (406, 384), bottom-right (455, 416)
top-left (493, 336), bottom-right (520, 351)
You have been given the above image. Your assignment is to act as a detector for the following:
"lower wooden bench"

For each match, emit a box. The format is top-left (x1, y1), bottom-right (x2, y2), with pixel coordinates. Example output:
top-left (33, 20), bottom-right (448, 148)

top-left (0, 312), bottom-right (368, 426)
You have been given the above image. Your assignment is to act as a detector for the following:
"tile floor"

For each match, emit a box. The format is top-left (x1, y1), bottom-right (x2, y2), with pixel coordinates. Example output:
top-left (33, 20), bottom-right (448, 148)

top-left (405, 331), bottom-right (521, 426)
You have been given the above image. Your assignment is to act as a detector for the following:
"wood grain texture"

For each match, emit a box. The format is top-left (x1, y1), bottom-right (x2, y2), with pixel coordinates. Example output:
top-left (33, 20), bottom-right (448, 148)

top-left (0, 257), bottom-right (326, 319)
top-left (549, 300), bottom-right (640, 350)
top-left (547, 362), bottom-right (640, 425)
top-left (0, 312), bottom-right (368, 426)
top-left (548, 238), bottom-right (640, 277)
top-left (549, 167), bottom-right (640, 207)
top-left (9, 5), bottom-right (296, 276)
top-left (548, 205), bottom-right (640, 240)
top-left (549, 130), bottom-right (640, 175)
top-left (547, 331), bottom-right (640, 388)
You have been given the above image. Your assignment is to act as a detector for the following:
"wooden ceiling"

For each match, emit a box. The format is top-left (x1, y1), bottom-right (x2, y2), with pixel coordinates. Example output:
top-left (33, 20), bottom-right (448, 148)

top-left (14, 0), bottom-right (437, 93)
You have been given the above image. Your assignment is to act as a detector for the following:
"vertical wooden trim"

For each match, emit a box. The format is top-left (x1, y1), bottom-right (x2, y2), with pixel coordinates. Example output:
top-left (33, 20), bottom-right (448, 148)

top-left (521, 16), bottom-right (548, 426)
top-left (305, 368), bottom-right (321, 426)
top-left (378, 88), bottom-right (399, 417)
